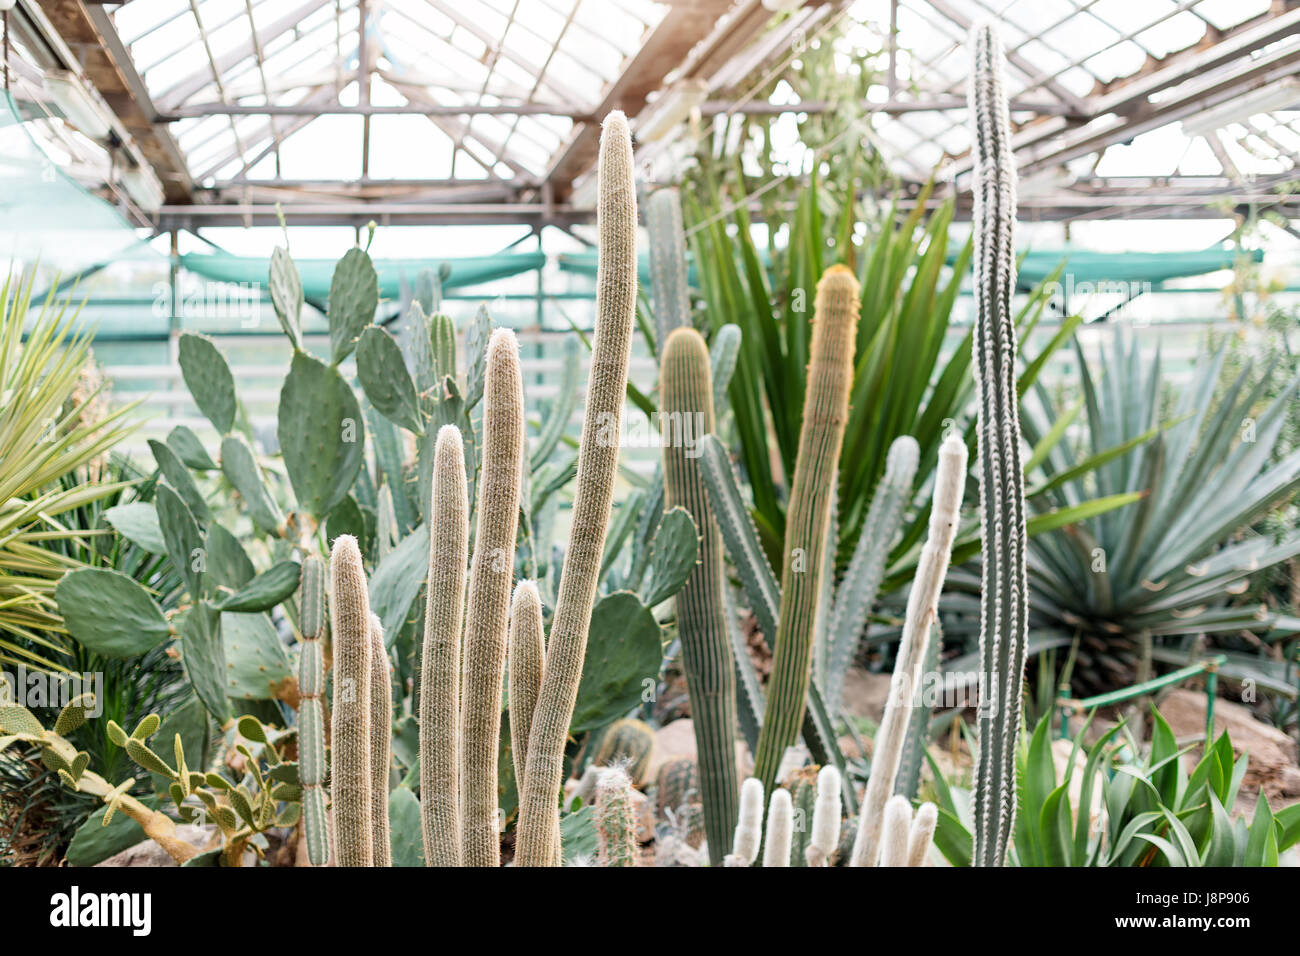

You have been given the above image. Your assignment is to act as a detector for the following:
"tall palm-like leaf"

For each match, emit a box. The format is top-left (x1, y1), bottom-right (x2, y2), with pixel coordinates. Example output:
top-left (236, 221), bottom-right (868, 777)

top-left (0, 271), bottom-right (139, 671)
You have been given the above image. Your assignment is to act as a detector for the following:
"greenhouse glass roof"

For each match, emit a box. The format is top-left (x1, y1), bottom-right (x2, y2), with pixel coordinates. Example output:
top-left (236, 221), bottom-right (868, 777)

top-left (3, 0), bottom-right (1298, 226)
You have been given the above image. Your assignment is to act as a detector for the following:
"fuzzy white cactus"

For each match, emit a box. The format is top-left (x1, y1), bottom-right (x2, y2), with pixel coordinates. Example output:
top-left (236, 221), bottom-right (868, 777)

top-left (724, 776), bottom-right (764, 867)
top-left (907, 802), bottom-right (939, 868)
top-left (878, 795), bottom-right (913, 867)
top-left (805, 765), bottom-right (842, 866)
top-left (761, 789), bottom-right (794, 867)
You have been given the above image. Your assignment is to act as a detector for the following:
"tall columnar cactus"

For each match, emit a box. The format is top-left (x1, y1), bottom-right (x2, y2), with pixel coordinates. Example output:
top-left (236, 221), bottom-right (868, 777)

top-left (297, 553), bottom-right (329, 865)
top-left (516, 111), bottom-right (637, 867)
top-left (753, 265), bottom-right (861, 796)
top-left (646, 187), bottom-right (691, 349)
top-left (368, 614), bottom-right (392, 867)
top-left (852, 434), bottom-right (967, 867)
top-left (508, 580), bottom-right (545, 786)
top-left (806, 765), bottom-right (843, 866)
top-left (968, 21), bottom-right (1029, 869)
top-left (594, 767), bottom-right (639, 867)
top-left (761, 789), bottom-right (793, 867)
top-left (420, 425), bottom-right (469, 867)
top-left (460, 328), bottom-right (525, 867)
top-left (329, 535), bottom-right (373, 867)
top-left (724, 776), bottom-right (764, 867)
top-left (660, 326), bottom-right (739, 865)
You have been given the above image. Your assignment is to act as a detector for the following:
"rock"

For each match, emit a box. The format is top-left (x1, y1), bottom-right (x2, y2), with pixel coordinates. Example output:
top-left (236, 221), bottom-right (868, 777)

top-left (1159, 689), bottom-right (1300, 806)
top-left (647, 718), bottom-right (750, 783)
top-left (95, 824), bottom-right (213, 867)
top-left (840, 669), bottom-right (893, 722)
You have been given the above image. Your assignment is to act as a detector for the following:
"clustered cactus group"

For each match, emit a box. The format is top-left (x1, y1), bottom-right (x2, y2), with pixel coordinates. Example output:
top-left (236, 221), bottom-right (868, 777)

top-left (2, 24), bottom-right (1034, 870)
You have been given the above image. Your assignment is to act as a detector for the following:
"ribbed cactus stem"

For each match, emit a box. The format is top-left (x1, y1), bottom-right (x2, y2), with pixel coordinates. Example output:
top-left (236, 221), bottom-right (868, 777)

top-left (297, 553), bottom-right (329, 866)
top-left (368, 613), bottom-right (392, 867)
top-left (660, 326), bottom-right (738, 865)
top-left (724, 776), bottom-right (764, 867)
top-left (852, 433), bottom-right (967, 867)
top-left (328, 534), bottom-right (373, 867)
top-left (516, 111), bottom-right (637, 867)
top-left (968, 21), bottom-right (1029, 869)
top-left (761, 789), bottom-right (793, 867)
top-left (508, 580), bottom-right (545, 785)
top-left (753, 265), bottom-right (861, 795)
top-left (878, 795), bottom-right (912, 867)
top-left (460, 328), bottom-right (524, 867)
top-left (907, 801), bottom-right (938, 867)
top-left (594, 767), bottom-right (639, 867)
top-left (419, 425), bottom-right (468, 867)
top-left (805, 765), bottom-right (842, 867)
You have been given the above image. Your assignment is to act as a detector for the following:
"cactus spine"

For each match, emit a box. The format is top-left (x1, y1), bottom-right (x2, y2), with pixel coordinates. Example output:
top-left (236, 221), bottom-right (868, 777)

top-left (852, 434), bottom-right (967, 867)
top-left (419, 425), bottom-right (469, 867)
top-left (508, 580), bottom-right (545, 786)
top-left (724, 776), bottom-right (764, 867)
top-left (329, 534), bottom-right (373, 867)
top-left (297, 553), bottom-right (329, 865)
top-left (515, 111), bottom-right (637, 867)
top-left (368, 614), bottom-right (392, 867)
top-left (968, 21), bottom-right (1029, 869)
top-left (907, 801), bottom-right (938, 867)
top-left (660, 326), bottom-right (739, 865)
top-left (460, 328), bottom-right (525, 867)
top-left (878, 795), bottom-right (912, 867)
top-left (761, 788), bottom-right (793, 867)
top-left (753, 265), bottom-right (861, 796)
top-left (806, 765), bottom-right (842, 866)
top-left (594, 767), bottom-right (639, 867)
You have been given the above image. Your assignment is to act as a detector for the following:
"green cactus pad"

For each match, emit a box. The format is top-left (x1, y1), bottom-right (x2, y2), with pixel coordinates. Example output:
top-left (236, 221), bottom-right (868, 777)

top-left (368, 523), bottom-right (430, 640)
top-left (166, 425), bottom-right (217, 470)
top-left (180, 602), bottom-right (230, 724)
top-left (464, 303), bottom-right (492, 409)
top-left (205, 523), bottom-right (255, 592)
top-left (277, 350), bottom-right (365, 518)
top-left (65, 797), bottom-right (162, 866)
top-left (222, 612), bottom-right (293, 699)
top-left (327, 246), bottom-right (379, 364)
top-left (570, 591), bottom-right (664, 735)
top-left (149, 439), bottom-right (209, 522)
top-left (640, 506), bottom-right (700, 607)
top-left (55, 568), bottom-right (170, 659)
top-left (178, 333), bottom-right (237, 434)
top-left (269, 246), bottom-right (303, 347)
top-left (325, 494), bottom-right (366, 546)
top-left (388, 787), bottom-right (426, 867)
top-left (219, 435), bottom-right (284, 534)
top-left (215, 559), bottom-right (300, 613)
top-left (357, 325), bottom-right (424, 434)
top-left (103, 502), bottom-right (165, 554)
top-left (156, 483), bottom-right (205, 599)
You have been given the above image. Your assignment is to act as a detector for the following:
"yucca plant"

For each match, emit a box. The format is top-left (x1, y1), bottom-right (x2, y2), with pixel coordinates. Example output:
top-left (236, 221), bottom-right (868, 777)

top-left (954, 324), bottom-right (1300, 694)
top-left (0, 272), bottom-right (138, 672)
top-left (930, 711), bottom-right (1300, 866)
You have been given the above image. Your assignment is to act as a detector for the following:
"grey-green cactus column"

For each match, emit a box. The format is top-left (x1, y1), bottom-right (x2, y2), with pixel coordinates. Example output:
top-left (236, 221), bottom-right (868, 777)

top-left (297, 554), bottom-right (329, 865)
top-left (515, 111), bottom-right (637, 867)
top-left (419, 425), bottom-right (469, 867)
top-left (660, 327), bottom-right (738, 865)
top-left (968, 21), bottom-right (1030, 868)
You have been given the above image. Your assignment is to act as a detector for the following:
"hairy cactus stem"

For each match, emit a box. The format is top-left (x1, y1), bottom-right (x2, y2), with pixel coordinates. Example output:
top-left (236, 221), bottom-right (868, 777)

top-left (761, 788), bottom-right (794, 867)
top-left (878, 795), bottom-right (912, 867)
top-left (594, 767), bottom-right (639, 867)
top-left (724, 776), bottom-right (764, 867)
top-left (805, 765), bottom-right (842, 867)
top-left (329, 534), bottom-right (373, 866)
top-left (368, 614), bottom-right (392, 867)
top-left (508, 581), bottom-right (545, 786)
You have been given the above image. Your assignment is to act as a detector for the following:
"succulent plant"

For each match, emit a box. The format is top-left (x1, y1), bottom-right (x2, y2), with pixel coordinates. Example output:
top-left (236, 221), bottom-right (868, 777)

top-left (508, 581), bottom-right (545, 789)
top-left (592, 718), bottom-right (656, 787)
top-left (724, 776), bottom-right (764, 867)
top-left (330, 535), bottom-right (375, 867)
top-left (594, 767), bottom-right (639, 867)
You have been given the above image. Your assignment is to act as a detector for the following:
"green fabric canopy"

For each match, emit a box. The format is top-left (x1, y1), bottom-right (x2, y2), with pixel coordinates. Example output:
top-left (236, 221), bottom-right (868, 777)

top-left (180, 251), bottom-right (546, 301)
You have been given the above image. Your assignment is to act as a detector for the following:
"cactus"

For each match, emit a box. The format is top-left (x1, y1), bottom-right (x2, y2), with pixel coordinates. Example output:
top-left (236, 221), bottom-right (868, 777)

top-left (594, 767), bottom-right (639, 867)
top-left (592, 718), bottom-right (656, 786)
top-left (907, 802), bottom-right (938, 867)
top-left (821, 435), bottom-right (919, 709)
top-left (298, 556), bottom-right (329, 865)
top-left (724, 776), bottom-right (764, 867)
top-left (419, 425), bottom-right (469, 867)
top-left (896, 619), bottom-right (944, 800)
top-left (660, 326), bottom-right (739, 865)
top-left (278, 350), bottom-right (366, 519)
top-left (654, 757), bottom-right (700, 819)
top-left (516, 111), bottom-right (637, 867)
top-left (878, 795), bottom-right (912, 867)
top-left (786, 766), bottom-right (818, 867)
top-left (460, 328), bottom-right (525, 867)
top-left (376, 483), bottom-right (398, 561)
top-left (368, 614), bottom-right (392, 867)
top-left (508, 581), bottom-right (545, 786)
top-left (851, 434), bottom-right (967, 867)
top-left (177, 333), bottom-right (236, 434)
top-left (329, 534), bottom-right (373, 866)
top-left (761, 788), bottom-right (793, 867)
top-left (753, 265), bottom-right (861, 796)
top-left (968, 21), bottom-right (1029, 869)
top-left (806, 765), bottom-right (842, 866)
top-left (646, 187), bottom-right (691, 350)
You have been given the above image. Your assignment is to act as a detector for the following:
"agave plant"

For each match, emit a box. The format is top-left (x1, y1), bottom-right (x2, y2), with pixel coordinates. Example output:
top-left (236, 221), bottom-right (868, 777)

top-left (0, 272), bottom-right (138, 672)
top-left (976, 324), bottom-right (1300, 693)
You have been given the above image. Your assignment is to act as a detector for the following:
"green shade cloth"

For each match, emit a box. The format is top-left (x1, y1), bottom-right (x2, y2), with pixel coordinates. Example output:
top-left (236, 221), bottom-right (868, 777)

top-left (179, 251), bottom-right (546, 301)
